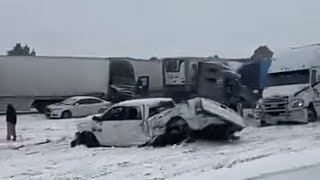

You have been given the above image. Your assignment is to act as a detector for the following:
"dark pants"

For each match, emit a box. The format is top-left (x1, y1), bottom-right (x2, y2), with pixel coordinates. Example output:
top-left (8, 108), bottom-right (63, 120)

top-left (7, 122), bottom-right (16, 141)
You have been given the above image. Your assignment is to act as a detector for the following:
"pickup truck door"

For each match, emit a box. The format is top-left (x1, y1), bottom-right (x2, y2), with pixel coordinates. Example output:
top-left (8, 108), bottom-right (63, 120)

top-left (93, 105), bottom-right (149, 147)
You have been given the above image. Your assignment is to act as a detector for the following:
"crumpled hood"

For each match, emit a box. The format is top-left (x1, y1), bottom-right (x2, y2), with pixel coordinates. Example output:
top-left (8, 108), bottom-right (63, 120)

top-left (263, 84), bottom-right (309, 98)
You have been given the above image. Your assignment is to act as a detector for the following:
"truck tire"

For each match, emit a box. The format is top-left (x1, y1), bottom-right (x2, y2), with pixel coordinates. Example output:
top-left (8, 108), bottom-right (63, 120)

top-left (164, 117), bottom-right (190, 145)
top-left (307, 107), bottom-right (317, 122)
top-left (61, 111), bottom-right (72, 119)
top-left (70, 131), bottom-right (100, 148)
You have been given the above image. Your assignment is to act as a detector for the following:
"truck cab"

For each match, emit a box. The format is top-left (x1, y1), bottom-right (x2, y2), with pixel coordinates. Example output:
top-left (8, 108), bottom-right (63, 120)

top-left (91, 98), bottom-right (176, 147)
top-left (255, 47), bottom-right (320, 125)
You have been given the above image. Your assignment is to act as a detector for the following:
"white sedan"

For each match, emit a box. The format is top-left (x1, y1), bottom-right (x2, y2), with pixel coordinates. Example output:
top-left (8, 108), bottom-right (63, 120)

top-left (46, 96), bottom-right (112, 119)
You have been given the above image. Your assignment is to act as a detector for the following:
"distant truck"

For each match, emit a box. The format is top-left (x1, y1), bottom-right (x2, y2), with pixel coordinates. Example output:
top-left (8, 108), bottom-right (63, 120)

top-left (161, 57), bottom-right (271, 108)
top-left (255, 46), bottom-right (320, 125)
top-left (0, 56), bottom-right (149, 113)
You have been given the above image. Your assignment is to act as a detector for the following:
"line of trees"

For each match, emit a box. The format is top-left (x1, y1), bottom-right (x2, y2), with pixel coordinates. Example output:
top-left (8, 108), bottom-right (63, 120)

top-left (7, 43), bottom-right (36, 56)
top-left (5, 43), bottom-right (273, 59)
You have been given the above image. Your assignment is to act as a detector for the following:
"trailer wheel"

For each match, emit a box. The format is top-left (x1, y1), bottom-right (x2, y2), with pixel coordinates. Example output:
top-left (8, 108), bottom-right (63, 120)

top-left (61, 111), bottom-right (72, 119)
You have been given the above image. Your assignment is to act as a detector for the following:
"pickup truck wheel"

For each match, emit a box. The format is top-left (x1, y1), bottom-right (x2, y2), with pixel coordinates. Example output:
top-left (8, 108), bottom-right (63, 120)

top-left (61, 111), bottom-right (72, 119)
top-left (70, 131), bottom-right (100, 148)
top-left (165, 118), bottom-right (190, 145)
top-left (307, 107), bottom-right (316, 122)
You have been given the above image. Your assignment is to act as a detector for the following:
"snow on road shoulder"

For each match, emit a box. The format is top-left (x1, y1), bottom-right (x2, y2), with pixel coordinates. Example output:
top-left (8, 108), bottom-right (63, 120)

top-left (170, 147), bottom-right (320, 180)
top-left (0, 114), bottom-right (85, 151)
top-left (1, 114), bottom-right (320, 179)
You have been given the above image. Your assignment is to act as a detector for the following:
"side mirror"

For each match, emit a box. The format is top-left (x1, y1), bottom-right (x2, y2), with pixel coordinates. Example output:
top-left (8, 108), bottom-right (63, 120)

top-left (136, 76), bottom-right (149, 95)
top-left (92, 115), bottom-right (101, 121)
top-left (74, 103), bottom-right (80, 106)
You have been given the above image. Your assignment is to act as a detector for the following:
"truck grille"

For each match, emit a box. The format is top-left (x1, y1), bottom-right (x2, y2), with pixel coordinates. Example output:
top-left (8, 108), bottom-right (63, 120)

top-left (263, 96), bottom-right (289, 116)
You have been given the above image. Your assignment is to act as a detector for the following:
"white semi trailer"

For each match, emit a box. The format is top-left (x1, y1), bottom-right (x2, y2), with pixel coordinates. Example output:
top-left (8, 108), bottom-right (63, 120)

top-left (0, 56), bottom-right (148, 112)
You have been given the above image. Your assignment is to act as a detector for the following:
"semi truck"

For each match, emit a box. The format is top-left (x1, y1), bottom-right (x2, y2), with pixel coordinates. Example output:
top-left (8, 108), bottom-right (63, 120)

top-left (0, 56), bottom-right (148, 112)
top-left (161, 57), bottom-right (271, 108)
top-left (255, 46), bottom-right (320, 125)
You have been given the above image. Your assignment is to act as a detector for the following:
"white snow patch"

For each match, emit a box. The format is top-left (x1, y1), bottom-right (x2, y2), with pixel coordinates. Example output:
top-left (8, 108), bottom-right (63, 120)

top-left (170, 147), bottom-right (320, 180)
top-left (1, 114), bottom-right (320, 179)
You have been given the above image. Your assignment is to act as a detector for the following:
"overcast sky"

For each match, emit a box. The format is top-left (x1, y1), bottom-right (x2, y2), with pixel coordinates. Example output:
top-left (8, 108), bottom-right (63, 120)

top-left (0, 0), bottom-right (320, 58)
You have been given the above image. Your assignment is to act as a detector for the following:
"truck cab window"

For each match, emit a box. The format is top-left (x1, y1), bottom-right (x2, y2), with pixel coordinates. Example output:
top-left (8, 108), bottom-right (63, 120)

top-left (102, 107), bottom-right (125, 120)
top-left (125, 107), bottom-right (141, 120)
top-left (266, 70), bottom-right (310, 87)
top-left (164, 59), bottom-right (183, 72)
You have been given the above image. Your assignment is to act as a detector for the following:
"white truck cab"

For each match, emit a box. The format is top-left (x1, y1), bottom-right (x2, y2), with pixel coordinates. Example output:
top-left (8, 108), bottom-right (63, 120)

top-left (91, 98), bottom-right (176, 147)
top-left (256, 46), bottom-right (320, 124)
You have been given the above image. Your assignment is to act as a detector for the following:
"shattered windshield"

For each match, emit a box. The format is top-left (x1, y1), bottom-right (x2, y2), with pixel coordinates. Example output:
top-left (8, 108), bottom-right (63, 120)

top-left (266, 70), bottom-right (310, 87)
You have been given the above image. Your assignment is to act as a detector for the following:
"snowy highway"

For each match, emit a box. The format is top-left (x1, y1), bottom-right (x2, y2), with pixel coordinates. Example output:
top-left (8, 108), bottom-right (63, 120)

top-left (254, 164), bottom-right (320, 180)
top-left (1, 113), bottom-right (320, 179)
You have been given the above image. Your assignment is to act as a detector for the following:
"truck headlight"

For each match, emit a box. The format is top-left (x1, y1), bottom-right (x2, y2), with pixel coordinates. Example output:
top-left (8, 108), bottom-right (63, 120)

top-left (291, 99), bottom-right (304, 108)
top-left (255, 104), bottom-right (261, 109)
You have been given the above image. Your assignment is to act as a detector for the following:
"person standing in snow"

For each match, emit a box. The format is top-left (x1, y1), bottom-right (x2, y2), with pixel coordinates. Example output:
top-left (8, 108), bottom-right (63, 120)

top-left (6, 104), bottom-right (17, 141)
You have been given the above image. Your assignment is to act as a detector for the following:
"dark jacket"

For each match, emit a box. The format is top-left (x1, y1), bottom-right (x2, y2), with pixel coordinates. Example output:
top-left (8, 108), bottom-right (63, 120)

top-left (6, 104), bottom-right (17, 125)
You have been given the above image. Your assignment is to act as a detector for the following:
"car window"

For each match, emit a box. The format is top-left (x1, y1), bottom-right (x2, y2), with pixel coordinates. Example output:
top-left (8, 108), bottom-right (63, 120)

top-left (86, 99), bottom-right (102, 104)
top-left (101, 106), bottom-right (141, 121)
top-left (149, 101), bottom-right (175, 117)
top-left (76, 99), bottom-right (91, 105)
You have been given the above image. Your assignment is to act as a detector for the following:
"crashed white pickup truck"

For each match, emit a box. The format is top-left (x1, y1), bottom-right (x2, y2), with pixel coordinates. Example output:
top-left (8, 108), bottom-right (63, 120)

top-left (71, 97), bottom-right (245, 147)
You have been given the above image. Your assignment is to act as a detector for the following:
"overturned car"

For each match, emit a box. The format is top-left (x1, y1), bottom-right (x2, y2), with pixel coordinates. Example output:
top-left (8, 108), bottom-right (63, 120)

top-left (71, 97), bottom-right (245, 148)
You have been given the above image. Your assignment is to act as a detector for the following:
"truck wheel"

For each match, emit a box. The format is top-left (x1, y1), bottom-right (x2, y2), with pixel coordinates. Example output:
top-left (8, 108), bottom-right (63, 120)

top-left (61, 111), bottom-right (72, 119)
top-left (70, 131), bottom-right (100, 148)
top-left (81, 131), bottom-right (100, 148)
top-left (164, 118), bottom-right (190, 145)
top-left (307, 107), bottom-right (317, 122)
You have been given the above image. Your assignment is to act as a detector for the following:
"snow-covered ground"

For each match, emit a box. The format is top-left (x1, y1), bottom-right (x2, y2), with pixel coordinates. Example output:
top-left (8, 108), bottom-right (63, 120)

top-left (1, 113), bottom-right (320, 180)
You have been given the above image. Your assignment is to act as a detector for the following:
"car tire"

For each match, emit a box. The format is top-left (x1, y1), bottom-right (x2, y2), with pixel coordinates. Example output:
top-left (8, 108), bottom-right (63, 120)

top-left (307, 107), bottom-right (317, 122)
top-left (164, 117), bottom-right (190, 145)
top-left (61, 111), bottom-right (72, 119)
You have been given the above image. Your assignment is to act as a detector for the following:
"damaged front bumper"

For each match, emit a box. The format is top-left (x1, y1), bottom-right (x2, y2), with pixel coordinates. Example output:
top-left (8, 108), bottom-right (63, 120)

top-left (256, 108), bottom-right (308, 124)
